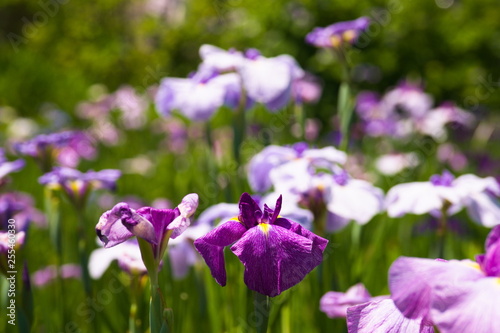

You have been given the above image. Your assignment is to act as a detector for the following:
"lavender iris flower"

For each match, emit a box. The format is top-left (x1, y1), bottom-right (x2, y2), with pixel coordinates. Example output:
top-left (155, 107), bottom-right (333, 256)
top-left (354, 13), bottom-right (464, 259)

top-left (39, 167), bottom-right (121, 209)
top-left (96, 194), bottom-right (198, 262)
top-left (268, 160), bottom-right (384, 231)
top-left (388, 225), bottom-right (500, 333)
top-left (306, 17), bottom-right (370, 48)
top-left (386, 170), bottom-right (500, 227)
top-left (155, 66), bottom-right (241, 121)
top-left (194, 193), bottom-right (328, 297)
top-left (248, 142), bottom-right (346, 193)
top-left (200, 45), bottom-right (307, 111)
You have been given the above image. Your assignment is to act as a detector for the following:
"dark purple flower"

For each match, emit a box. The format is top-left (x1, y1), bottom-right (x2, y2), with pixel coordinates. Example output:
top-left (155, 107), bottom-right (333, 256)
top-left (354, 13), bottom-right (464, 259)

top-left (39, 167), bottom-right (121, 208)
top-left (96, 194), bottom-right (198, 261)
top-left (306, 17), bottom-right (370, 48)
top-left (194, 193), bottom-right (328, 297)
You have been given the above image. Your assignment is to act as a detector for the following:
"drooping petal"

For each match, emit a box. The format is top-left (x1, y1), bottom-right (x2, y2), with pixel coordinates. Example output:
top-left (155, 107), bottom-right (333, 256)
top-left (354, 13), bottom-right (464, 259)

top-left (326, 179), bottom-right (384, 224)
top-left (347, 299), bottom-right (435, 333)
top-left (231, 223), bottom-right (320, 297)
top-left (430, 278), bottom-right (500, 333)
top-left (194, 220), bottom-right (247, 286)
top-left (385, 182), bottom-right (460, 217)
top-left (389, 257), bottom-right (483, 321)
top-left (274, 217), bottom-right (329, 253)
top-left (464, 192), bottom-right (500, 227)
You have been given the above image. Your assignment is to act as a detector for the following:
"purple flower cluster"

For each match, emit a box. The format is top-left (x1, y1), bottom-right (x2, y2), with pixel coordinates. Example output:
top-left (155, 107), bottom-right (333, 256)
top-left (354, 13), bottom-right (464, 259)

top-left (39, 167), bottom-right (121, 209)
top-left (249, 143), bottom-right (384, 232)
top-left (14, 131), bottom-right (96, 170)
top-left (155, 45), bottom-right (322, 120)
top-left (355, 81), bottom-right (474, 139)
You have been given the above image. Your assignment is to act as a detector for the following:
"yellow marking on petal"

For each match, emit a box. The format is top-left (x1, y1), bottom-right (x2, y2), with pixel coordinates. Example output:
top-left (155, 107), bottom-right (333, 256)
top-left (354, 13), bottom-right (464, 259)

top-left (228, 216), bottom-right (240, 222)
top-left (258, 223), bottom-right (271, 235)
top-left (496, 278), bottom-right (500, 285)
top-left (463, 262), bottom-right (481, 271)
top-left (330, 35), bottom-right (342, 48)
top-left (69, 180), bottom-right (83, 194)
top-left (342, 30), bottom-right (357, 43)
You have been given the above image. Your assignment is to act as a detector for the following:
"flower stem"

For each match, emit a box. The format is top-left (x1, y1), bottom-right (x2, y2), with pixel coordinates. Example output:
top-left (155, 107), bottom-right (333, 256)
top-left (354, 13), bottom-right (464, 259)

top-left (253, 291), bottom-right (270, 333)
top-left (437, 202), bottom-right (451, 258)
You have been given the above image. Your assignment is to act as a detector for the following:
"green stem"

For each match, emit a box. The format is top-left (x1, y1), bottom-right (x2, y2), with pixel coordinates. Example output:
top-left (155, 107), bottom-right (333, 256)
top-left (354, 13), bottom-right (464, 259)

top-left (233, 76), bottom-right (247, 164)
top-left (129, 276), bottom-right (139, 333)
top-left (294, 103), bottom-right (305, 141)
top-left (333, 47), bottom-right (353, 151)
top-left (77, 213), bottom-right (92, 297)
top-left (253, 291), bottom-right (270, 333)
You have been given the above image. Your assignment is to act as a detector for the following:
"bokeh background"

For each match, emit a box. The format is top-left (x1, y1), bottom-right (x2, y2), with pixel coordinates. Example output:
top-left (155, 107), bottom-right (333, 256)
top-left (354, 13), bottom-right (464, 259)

top-left (2, 0), bottom-right (500, 332)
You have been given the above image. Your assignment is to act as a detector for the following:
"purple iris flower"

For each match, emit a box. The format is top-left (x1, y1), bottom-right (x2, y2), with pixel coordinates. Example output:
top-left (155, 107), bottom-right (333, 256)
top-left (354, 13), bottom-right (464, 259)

top-left (320, 283), bottom-right (373, 318)
top-left (95, 193), bottom-right (198, 262)
top-left (0, 148), bottom-right (25, 183)
top-left (388, 225), bottom-right (500, 333)
top-left (39, 167), bottom-right (121, 209)
top-left (268, 160), bottom-right (384, 231)
top-left (199, 44), bottom-right (306, 111)
top-left (386, 171), bottom-right (500, 227)
top-left (194, 193), bottom-right (328, 297)
top-left (14, 131), bottom-right (95, 170)
top-left (306, 17), bottom-right (370, 48)
top-left (155, 66), bottom-right (241, 121)
top-left (247, 143), bottom-right (346, 193)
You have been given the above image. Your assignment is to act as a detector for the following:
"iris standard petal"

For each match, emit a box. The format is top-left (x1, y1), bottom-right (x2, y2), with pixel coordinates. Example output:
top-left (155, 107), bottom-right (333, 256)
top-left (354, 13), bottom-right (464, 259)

top-left (238, 192), bottom-right (261, 228)
top-left (194, 220), bottom-right (247, 286)
top-left (347, 299), bottom-right (435, 333)
top-left (430, 278), bottom-right (500, 333)
top-left (230, 223), bottom-right (315, 297)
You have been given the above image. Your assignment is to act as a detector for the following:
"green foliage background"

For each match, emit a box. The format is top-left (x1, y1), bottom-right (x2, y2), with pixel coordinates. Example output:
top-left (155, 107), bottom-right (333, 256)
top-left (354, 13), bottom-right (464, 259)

top-left (2, 0), bottom-right (500, 119)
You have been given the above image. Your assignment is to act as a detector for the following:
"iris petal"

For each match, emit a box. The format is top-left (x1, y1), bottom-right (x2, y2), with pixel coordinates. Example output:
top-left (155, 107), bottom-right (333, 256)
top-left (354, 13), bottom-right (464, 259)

top-left (194, 220), bottom-right (247, 286)
top-left (231, 224), bottom-right (316, 297)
